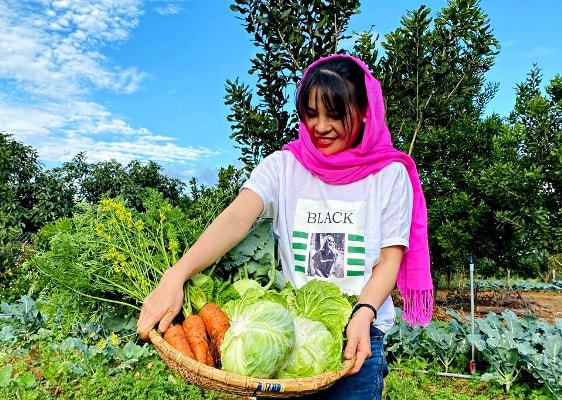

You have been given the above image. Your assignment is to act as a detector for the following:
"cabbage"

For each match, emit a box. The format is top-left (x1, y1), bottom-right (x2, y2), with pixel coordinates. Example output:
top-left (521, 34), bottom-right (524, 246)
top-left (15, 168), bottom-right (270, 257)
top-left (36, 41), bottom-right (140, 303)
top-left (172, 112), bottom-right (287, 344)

top-left (276, 316), bottom-right (341, 378)
top-left (292, 280), bottom-right (352, 340)
top-left (221, 301), bottom-right (295, 378)
top-left (233, 279), bottom-right (265, 297)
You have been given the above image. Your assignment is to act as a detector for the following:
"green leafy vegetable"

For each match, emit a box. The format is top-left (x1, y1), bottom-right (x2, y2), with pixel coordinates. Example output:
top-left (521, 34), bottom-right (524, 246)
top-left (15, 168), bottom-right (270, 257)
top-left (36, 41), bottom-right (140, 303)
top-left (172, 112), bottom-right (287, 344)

top-left (276, 316), bottom-right (341, 378)
top-left (291, 280), bottom-right (352, 341)
top-left (221, 301), bottom-right (295, 378)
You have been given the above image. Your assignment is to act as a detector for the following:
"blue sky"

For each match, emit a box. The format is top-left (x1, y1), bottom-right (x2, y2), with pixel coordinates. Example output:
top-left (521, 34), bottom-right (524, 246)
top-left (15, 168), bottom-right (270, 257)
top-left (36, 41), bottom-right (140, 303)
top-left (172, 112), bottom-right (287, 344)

top-left (1, 0), bottom-right (560, 185)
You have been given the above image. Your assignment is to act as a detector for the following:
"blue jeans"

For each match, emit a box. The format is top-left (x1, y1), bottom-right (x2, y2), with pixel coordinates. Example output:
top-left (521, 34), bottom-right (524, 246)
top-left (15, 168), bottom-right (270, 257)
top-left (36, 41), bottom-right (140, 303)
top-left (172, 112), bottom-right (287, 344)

top-left (259, 326), bottom-right (388, 400)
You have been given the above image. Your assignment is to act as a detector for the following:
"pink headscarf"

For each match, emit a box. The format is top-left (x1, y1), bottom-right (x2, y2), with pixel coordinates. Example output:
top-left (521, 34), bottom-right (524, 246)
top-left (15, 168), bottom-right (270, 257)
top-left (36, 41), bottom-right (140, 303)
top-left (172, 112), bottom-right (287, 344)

top-left (283, 54), bottom-right (433, 326)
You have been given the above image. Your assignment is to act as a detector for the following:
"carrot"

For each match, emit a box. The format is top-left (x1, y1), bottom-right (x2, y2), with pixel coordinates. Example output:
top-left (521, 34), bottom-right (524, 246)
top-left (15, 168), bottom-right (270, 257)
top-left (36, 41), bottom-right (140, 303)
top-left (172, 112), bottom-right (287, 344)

top-left (182, 314), bottom-right (214, 367)
top-left (199, 303), bottom-right (230, 358)
top-left (163, 324), bottom-right (195, 358)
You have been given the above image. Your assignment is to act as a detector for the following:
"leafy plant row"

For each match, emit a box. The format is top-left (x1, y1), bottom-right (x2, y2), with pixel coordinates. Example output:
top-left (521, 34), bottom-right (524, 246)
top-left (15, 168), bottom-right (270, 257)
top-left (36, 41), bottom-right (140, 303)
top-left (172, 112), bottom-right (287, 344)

top-left (467, 279), bottom-right (562, 292)
top-left (0, 296), bottom-right (224, 400)
top-left (385, 309), bottom-right (562, 397)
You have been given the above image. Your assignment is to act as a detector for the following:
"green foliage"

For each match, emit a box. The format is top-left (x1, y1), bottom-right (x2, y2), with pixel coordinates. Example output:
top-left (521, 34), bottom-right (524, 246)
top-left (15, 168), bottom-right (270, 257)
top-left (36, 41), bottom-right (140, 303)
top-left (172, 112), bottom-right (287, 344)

top-left (184, 165), bottom-right (245, 245)
top-left (471, 278), bottom-right (562, 292)
top-left (478, 68), bottom-right (562, 277)
top-left (467, 310), bottom-right (562, 395)
top-left (424, 317), bottom-right (470, 373)
top-left (375, 0), bottom-right (499, 150)
top-left (219, 218), bottom-right (286, 288)
top-left (384, 308), bottom-right (561, 395)
top-left (30, 192), bottom-right (193, 315)
top-left (367, 1), bottom-right (502, 279)
top-left (0, 133), bottom-right (75, 235)
top-left (53, 152), bottom-right (186, 212)
top-left (226, 0), bottom-right (360, 169)
top-left (0, 295), bottom-right (227, 400)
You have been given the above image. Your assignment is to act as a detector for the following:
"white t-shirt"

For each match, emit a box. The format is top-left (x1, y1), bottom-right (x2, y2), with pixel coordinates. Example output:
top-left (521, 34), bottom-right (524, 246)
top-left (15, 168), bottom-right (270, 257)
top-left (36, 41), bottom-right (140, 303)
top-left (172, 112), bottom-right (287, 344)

top-left (242, 151), bottom-right (413, 333)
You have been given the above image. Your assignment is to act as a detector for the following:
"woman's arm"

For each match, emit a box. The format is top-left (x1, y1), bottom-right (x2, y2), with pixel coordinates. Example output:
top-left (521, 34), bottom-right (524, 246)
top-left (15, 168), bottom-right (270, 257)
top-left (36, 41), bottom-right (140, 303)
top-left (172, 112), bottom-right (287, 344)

top-left (344, 245), bottom-right (403, 375)
top-left (136, 188), bottom-right (264, 340)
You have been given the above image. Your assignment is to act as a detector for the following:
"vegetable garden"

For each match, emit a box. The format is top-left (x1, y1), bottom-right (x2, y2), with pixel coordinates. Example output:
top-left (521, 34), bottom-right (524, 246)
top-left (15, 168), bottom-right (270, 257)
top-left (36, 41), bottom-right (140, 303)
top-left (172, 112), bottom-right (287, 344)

top-left (1, 0), bottom-right (560, 398)
top-left (1, 196), bottom-right (560, 399)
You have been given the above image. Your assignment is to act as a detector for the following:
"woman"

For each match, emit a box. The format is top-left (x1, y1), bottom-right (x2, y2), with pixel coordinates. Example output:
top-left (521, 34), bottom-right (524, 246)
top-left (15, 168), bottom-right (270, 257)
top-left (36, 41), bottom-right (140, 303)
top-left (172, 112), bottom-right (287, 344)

top-left (137, 54), bottom-right (433, 399)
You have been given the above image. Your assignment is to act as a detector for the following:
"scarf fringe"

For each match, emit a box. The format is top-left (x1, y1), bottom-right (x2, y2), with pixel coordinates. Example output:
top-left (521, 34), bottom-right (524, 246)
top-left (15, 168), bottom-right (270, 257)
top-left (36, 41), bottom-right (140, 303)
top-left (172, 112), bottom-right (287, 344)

top-left (400, 288), bottom-right (434, 326)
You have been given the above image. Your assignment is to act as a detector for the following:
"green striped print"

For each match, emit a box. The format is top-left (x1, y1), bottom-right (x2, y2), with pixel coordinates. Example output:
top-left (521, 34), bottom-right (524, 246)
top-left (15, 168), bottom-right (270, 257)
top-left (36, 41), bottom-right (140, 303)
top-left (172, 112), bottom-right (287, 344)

top-left (292, 243), bottom-right (307, 250)
top-left (348, 234), bottom-right (364, 242)
top-left (294, 254), bottom-right (306, 262)
top-left (292, 231), bottom-right (308, 239)
top-left (348, 246), bottom-right (365, 254)
top-left (347, 258), bottom-right (365, 266)
top-left (295, 266), bottom-right (305, 273)
top-left (347, 270), bottom-right (365, 276)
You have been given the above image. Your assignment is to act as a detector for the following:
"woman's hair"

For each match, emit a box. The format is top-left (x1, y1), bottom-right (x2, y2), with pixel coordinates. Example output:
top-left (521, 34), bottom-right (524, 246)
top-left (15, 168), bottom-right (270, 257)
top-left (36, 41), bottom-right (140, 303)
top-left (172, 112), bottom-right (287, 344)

top-left (296, 57), bottom-right (367, 137)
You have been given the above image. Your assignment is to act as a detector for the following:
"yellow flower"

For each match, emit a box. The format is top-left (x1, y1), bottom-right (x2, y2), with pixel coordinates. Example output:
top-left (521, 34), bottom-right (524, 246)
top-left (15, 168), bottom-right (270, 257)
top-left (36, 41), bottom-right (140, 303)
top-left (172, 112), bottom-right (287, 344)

top-left (159, 213), bottom-right (166, 221)
top-left (168, 240), bottom-right (179, 253)
top-left (135, 220), bottom-right (144, 231)
top-left (100, 198), bottom-right (113, 212)
top-left (96, 338), bottom-right (106, 350)
top-left (111, 332), bottom-right (119, 346)
top-left (95, 223), bottom-right (104, 236)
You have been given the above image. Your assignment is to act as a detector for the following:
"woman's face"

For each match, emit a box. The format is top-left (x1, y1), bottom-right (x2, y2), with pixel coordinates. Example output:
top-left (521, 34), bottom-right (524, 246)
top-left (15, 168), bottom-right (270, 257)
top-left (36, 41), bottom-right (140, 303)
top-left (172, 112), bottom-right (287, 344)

top-left (304, 87), bottom-right (365, 156)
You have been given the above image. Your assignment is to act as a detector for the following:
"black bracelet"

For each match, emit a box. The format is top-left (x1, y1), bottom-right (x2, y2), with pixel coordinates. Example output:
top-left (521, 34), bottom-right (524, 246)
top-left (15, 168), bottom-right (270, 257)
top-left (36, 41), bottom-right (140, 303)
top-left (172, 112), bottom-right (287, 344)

top-left (351, 303), bottom-right (377, 321)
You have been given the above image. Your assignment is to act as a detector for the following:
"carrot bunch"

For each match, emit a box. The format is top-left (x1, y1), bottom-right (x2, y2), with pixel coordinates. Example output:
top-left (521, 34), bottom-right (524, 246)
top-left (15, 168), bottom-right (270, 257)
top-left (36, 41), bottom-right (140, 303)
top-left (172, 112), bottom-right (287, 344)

top-left (163, 302), bottom-right (230, 368)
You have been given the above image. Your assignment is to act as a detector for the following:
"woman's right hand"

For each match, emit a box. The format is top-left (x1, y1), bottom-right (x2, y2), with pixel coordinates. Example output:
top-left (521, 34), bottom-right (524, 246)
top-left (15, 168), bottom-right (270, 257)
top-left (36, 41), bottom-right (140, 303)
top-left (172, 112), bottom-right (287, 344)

top-left (136, 266), bottom-right (186, 341)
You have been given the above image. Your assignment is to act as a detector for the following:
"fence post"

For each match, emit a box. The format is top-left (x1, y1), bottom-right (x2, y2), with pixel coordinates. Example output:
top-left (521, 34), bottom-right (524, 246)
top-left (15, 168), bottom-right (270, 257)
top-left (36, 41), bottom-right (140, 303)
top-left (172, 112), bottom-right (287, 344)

top-left (469, 254), bottom-right (476, 373)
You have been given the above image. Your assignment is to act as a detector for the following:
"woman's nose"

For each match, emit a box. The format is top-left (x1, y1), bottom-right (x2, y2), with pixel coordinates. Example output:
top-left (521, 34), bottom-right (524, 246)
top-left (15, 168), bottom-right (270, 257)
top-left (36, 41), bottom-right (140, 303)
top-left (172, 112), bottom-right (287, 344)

top-left (315, 116), bottom-right (331, 134)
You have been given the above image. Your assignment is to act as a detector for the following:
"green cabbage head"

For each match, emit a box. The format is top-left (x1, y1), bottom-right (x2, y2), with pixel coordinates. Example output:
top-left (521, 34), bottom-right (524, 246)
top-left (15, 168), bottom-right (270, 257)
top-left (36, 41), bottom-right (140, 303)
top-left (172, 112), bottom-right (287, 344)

top-left (276, 316), bottom-right (341, 378)
top-left (221, 300), bottom-right (295, 378)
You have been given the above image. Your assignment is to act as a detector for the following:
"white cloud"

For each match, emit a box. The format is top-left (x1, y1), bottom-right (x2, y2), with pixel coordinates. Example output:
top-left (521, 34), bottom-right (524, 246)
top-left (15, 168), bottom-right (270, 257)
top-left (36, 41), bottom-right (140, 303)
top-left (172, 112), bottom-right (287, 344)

top-left (528, 46), bottom-right (554, 58)
top-left (0, 1), bottom-right (146, 99)
top-left (0, 96), bottom-right (216, 165)
top-left (502, 40), bottom-right (515, 48)
top-left (154, 4), bottom-right (182, 15)
top-left (0, 0), bottom-right (218, 171)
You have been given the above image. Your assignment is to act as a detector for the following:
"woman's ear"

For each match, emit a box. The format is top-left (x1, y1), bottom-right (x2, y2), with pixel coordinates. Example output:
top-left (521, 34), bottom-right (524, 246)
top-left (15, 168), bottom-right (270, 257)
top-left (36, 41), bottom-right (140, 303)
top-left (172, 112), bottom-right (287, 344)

top-left (361, 107), bottom-right (367, 123)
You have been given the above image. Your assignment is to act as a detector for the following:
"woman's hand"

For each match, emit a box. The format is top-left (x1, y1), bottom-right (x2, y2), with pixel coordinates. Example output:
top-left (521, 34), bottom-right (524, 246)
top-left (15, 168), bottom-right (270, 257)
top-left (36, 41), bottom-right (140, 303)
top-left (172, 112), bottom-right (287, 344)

top-left (343, 307), bottom-right (374, 375)
top-left (136, 266), bottom-right (186, 341)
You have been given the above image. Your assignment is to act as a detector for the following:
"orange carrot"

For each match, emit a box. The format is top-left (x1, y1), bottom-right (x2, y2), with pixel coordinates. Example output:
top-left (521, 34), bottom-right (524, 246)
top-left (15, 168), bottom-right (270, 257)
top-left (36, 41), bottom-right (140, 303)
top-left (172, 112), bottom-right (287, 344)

top-left (182, 315), bottom-right (214, 367)
top-left (206, 345), bottom-right (214, 367)
top-left (163, 324), bottom-right (195, 358)
top-left (199, 303), bottom-right (230, 358)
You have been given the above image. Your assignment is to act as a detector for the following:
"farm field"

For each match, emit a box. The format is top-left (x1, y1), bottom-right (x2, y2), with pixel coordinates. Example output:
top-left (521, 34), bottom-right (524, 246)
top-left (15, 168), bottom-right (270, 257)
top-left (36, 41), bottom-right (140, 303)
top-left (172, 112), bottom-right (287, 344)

top-left (431, 290), bottom-right (562, 323)
top-left (1, 287), bottom-right (560, 400)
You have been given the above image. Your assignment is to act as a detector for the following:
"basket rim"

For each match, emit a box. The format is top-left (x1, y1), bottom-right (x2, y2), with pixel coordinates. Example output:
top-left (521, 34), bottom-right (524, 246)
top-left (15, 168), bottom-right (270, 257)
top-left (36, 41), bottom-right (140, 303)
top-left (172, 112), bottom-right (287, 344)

top-left (149, 328), bottom-right (355, 391)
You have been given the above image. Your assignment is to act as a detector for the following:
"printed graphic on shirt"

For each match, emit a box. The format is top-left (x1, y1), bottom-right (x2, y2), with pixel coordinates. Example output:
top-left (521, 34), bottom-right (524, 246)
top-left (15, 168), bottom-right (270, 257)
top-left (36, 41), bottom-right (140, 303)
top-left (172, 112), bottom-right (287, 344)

top-left (292, 199), bottom-right (366, 281)
top-left (307, 233), bottom-right (345, 278)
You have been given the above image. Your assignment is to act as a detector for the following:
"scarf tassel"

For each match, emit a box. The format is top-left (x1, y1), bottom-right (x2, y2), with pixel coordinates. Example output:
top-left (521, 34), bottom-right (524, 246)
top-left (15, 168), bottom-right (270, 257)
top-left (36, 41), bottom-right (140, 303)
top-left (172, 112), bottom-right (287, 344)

top-left (399, 288), bottom-right (434, 326)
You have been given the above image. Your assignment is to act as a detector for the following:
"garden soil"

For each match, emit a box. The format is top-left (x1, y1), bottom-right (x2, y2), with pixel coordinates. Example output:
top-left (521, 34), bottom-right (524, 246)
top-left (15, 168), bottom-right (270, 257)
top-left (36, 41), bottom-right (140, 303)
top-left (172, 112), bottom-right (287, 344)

top-left (393, 289), bottom-right (562, 323)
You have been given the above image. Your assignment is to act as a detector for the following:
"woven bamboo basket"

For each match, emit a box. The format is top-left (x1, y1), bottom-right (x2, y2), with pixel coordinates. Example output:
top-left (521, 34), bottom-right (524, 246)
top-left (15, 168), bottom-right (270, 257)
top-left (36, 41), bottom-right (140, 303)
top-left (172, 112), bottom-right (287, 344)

top-left (149, 329), bottom-right (354, 398)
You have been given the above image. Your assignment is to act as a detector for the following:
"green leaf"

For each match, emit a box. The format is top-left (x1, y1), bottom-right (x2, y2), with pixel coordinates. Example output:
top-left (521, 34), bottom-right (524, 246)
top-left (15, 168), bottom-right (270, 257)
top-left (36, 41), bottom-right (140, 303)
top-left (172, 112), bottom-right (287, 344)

top-left (19, 373), bottom-right (36, 389)
top-left (0, 365), bottom-right (12, 387)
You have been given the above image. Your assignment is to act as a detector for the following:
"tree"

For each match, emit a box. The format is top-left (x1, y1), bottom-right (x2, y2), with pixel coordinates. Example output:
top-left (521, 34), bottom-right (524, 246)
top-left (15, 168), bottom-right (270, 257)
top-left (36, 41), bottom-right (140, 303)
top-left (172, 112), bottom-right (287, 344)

top-left (0, 132), bottom-right (74, 234)
top-left (225, 1), bottom-right (560, 281)
top-left (354, 0), bottom-right (501, 280)
top-left (53, 153), bottom-right (186, 211)
top-left (479, 68), bottom-right (562, 277)
top-left (226, 0), bottom-right (361, 170)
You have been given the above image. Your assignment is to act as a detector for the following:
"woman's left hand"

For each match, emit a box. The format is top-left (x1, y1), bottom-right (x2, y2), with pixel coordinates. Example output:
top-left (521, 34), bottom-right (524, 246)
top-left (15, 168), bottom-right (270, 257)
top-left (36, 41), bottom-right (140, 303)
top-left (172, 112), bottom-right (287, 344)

top-left (343, 307), bottom-right (374, 375)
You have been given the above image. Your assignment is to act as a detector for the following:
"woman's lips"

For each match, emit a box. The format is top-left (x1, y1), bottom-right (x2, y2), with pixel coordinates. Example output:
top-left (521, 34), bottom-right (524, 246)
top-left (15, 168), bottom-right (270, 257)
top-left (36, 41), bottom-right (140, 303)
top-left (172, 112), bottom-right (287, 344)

top-left (314, 137), bottom-right (335, 148)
